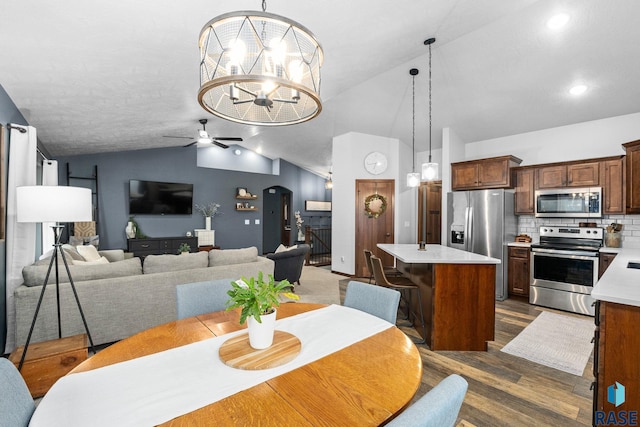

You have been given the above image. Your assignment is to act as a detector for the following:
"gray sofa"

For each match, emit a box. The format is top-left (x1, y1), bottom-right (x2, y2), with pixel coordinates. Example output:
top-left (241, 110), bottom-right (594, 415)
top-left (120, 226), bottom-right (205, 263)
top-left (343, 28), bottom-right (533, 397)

top-left (13, 247), bottom-right (274, 348)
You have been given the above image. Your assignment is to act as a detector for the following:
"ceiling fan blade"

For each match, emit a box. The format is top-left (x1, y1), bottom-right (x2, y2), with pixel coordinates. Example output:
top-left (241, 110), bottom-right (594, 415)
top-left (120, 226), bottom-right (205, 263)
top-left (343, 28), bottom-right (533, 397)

top-left (164, 135), bottom-right (194, 139)
top-left (211, 137), bottom-right (243, 141)
top-left (212, 140), bottom-right (230, 149)
top-left (183, 141), bottom-right (198, 147)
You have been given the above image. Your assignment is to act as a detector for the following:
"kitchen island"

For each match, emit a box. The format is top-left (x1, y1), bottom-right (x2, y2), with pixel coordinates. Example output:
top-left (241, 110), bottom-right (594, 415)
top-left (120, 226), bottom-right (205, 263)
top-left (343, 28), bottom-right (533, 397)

top-left (591, 249), bottom-right (640, 417)
top-left (378, 244), bottom-right (500, 351)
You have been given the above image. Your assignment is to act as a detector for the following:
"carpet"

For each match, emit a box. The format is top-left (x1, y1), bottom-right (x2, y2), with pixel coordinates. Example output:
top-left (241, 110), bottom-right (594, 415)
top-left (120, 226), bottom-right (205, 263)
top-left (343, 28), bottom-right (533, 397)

top-left (290, 266), bottom-right (341, 305)
top-left (500, 311), bottom-right (595, 376)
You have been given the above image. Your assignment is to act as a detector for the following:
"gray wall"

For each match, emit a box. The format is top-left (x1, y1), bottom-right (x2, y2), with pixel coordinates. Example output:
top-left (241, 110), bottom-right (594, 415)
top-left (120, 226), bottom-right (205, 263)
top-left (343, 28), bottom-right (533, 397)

top-left (57, 145), bottom-right (331, 254)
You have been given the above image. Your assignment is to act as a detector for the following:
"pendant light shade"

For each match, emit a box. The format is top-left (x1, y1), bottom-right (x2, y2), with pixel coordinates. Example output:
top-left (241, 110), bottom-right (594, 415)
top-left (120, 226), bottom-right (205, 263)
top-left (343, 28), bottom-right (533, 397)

top-left (407, 68), bottom-right (420, 188)
top-left (198, 2), bottom-right (323, 126)
top-left (421, 38), bottom-right (438, 181)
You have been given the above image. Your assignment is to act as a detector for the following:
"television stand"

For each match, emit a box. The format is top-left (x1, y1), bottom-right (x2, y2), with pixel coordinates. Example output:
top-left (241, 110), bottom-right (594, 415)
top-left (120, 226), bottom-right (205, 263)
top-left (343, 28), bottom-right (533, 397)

top-left (127, 236), bottom-right (198, 257)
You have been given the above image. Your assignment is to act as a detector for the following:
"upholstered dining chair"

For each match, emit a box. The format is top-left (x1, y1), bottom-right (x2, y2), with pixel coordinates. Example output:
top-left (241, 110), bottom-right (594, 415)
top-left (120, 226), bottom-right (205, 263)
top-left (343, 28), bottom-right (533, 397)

top-left (363, 249), bottom-right (401, 283)
top-left (386, 374), bottom-right (468, 427)
top-left (343, 280), bottom-right (401, 324)
top-left (0, 358), bottom-right (35, 427)
top-left (370, 255), bottom-right (426, 343)
top-left (176, 279), bottom-right (234, 319)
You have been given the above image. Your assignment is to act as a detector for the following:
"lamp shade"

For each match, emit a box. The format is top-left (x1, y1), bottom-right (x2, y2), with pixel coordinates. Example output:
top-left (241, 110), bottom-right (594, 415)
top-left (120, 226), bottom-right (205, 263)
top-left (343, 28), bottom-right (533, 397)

top-left (16, 186), bottom-right (92, 223)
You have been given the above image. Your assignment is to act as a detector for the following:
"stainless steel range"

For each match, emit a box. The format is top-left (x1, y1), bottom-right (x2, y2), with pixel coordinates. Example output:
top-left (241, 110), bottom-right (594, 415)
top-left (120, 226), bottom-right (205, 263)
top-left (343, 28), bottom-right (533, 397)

top-left (530, 226), bottom-right (603, 316)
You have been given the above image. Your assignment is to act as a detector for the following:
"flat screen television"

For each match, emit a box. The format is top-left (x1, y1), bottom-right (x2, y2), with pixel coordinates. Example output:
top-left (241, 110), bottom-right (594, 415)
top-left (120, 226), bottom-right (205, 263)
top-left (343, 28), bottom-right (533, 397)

top-left (129, 179), bottom-right (193, 215)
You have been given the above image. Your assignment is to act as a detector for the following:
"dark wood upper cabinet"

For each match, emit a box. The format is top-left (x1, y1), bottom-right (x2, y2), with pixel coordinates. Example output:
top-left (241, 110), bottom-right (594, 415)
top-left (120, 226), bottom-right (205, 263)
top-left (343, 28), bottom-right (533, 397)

top-left (601, 157), bottom-right (625, 214)
top-left (623, 139), bottom-right (640, 214)
top-left (514, 168), bottom-right (535, 215)
top-left (536, 162), bottom-right (599, 189)
top-left (451, 155), bottom-right (522, 190)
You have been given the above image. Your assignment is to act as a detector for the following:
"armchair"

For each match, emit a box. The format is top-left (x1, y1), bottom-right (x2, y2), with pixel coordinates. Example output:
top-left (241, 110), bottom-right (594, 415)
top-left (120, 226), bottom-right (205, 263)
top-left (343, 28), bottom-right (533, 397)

top-left (265, 244), bottom-right (310, 286)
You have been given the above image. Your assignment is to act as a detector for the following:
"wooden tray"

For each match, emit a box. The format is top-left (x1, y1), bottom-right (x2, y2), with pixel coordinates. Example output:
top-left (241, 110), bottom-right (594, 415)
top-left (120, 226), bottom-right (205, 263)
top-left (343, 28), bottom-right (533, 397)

top-left (219, 331), bottom-right (301, 370)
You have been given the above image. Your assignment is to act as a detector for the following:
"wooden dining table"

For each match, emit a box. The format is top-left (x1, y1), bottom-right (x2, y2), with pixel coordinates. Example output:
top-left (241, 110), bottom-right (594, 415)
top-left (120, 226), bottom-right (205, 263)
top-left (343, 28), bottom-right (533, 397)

top-left (62, 302), bottom-right (423, 426)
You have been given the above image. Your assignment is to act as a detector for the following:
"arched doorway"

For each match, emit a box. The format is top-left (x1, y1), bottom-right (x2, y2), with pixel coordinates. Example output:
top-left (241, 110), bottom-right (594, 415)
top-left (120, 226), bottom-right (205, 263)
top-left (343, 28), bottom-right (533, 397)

top-left (262, 186), bottom-right (293, 254)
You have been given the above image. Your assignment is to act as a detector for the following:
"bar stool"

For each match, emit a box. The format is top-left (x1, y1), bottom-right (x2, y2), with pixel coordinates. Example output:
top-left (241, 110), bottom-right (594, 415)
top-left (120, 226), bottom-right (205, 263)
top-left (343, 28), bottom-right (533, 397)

top-left (370, 255), bottom-right (426, 344)
top-left (363, 249), bottom-right (401, 283)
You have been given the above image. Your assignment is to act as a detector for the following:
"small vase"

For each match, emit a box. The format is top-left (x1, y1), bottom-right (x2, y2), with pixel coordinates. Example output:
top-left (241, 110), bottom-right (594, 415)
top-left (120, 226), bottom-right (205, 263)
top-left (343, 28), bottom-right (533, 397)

top-left (297, 229), bottom-right (305, 241)
top-left (125, 221), bottom-right (136, 239)
top-left (247, 309), bottom-right (277, 349)
top-left (205, 216), bottom-right (211, 231)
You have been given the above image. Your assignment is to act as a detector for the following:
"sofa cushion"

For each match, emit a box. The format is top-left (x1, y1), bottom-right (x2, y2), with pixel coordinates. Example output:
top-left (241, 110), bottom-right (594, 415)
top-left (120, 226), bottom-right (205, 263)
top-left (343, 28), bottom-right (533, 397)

top-left (22, 256), bottom-right (143, 287)
top-left (208, 247), bottom-right (258, 267)
top-left (143, 251), bottom-right (209, 274)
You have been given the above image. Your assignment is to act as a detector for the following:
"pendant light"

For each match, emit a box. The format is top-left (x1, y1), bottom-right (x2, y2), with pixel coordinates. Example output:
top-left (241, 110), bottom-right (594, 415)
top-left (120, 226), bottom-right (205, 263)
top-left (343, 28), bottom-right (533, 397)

top-left (421, 37), bottom-right (438, 181)
top-left (407, 68), bottom-right (420, 188)
top-left (325, 166), bottom-right (333, 189)
top-left (198, 0), bottom-right (323, 126)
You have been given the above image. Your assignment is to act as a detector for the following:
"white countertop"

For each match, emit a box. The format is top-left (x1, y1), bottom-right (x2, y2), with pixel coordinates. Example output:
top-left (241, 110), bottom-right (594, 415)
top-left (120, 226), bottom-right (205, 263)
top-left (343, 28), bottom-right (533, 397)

top-left (377, 244), bottom-right (501, 264)
top-left (592, 248), bottom-right (640, 307)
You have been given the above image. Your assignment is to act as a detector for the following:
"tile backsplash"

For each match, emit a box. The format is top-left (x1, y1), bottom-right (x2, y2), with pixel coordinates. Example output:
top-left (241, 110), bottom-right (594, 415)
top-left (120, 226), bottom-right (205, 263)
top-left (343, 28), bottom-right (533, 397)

top-left (517, 215), bottom-right (640, 248)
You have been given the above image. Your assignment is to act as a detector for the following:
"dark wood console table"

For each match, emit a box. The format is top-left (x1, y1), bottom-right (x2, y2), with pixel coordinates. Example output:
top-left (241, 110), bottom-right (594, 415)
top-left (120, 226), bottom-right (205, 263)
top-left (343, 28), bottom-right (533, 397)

top-left (127, 236), bottom-right (198, 257)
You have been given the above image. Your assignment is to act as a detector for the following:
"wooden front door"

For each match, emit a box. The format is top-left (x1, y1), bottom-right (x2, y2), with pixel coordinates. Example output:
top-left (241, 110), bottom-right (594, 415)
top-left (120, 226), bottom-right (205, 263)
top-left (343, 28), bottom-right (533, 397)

top-left (418, 181), bottom-right (442, 244)
top-left (355, 179), bottom-right (395, 278)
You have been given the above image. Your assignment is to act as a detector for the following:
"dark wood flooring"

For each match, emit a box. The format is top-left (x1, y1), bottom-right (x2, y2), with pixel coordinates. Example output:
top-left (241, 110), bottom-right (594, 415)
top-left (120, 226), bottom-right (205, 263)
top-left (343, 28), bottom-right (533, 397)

top-left (340, 278), bottom-right (594, 427)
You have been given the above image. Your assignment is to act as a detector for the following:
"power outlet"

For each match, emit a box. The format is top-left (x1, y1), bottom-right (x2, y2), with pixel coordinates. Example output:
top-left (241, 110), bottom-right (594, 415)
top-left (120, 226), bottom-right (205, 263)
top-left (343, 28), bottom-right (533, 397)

top-left (341, 256), bottom-right (345, 262)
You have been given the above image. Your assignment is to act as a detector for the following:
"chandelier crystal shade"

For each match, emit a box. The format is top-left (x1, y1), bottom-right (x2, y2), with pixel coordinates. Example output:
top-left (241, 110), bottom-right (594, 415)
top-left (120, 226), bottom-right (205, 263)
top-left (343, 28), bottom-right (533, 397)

top-left (198, 10), bottom-right (323, 126)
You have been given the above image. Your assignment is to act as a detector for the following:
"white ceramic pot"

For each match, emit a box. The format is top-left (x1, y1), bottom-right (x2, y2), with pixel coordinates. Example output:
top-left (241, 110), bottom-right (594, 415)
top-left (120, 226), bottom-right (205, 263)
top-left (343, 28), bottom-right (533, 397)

top-left (297, 229), bottom-right (305, 241)
top-left (247, 309), bottom-right (277, 349)
top-left (205, 216), bottom-right (212, 231)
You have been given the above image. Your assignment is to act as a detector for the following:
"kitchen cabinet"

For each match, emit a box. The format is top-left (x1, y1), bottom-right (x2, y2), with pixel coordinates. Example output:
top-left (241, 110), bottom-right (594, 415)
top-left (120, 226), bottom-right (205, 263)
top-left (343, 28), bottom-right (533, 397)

top-left (451, 155), bottom-right (522, 190)
top-left (507, 246), bottom-right (530, 297)
top-left (623, 139), bottom-right (640, 214)
top-left (601, 157), bottom-right (625, 214)
top-left (514, 168), bottom-right (535, 214)
top-left (536, 162), bottom-right (599, 189)
top-left (593, 301), bottom-right (640, 418)
top-left (598, 252), bottom-right (617, 279)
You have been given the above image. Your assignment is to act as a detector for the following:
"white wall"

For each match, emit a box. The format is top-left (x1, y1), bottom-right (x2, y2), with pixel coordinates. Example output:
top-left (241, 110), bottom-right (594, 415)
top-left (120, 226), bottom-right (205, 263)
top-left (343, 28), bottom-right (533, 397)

top-left (465, 112), bottom-right (640, 165)
top-left (441, 127), bottom-right (465, 245)
top-left (332, 131), bottom-right (413, 275)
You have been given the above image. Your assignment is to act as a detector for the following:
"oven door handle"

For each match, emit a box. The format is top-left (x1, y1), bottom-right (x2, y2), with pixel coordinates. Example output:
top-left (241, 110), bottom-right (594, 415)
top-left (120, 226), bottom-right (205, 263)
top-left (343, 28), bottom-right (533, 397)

top-left (531, 248), bottom-right (599, 259)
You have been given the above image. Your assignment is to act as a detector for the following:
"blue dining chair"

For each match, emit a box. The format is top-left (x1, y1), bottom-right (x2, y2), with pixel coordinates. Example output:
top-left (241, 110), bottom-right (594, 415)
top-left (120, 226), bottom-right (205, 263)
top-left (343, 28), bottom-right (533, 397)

top-left (343, 280), bottom-right (401, 323)
top-left (176, 279), bottom-right (234, 319)
top-left (0, 358), bottom-right (35, 427)
top-left (386, 374), bottom-right (468, 427)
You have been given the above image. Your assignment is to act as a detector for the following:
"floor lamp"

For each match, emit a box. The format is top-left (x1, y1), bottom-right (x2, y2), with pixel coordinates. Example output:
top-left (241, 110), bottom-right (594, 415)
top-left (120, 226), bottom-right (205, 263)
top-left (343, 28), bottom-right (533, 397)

top-left (15, 185), bottom-right (96, 370)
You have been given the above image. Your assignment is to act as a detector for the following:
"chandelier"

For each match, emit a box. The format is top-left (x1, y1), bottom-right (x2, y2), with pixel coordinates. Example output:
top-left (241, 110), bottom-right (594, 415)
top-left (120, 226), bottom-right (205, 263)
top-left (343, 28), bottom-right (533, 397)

top-left (198, 1), bottom-right (323, 126)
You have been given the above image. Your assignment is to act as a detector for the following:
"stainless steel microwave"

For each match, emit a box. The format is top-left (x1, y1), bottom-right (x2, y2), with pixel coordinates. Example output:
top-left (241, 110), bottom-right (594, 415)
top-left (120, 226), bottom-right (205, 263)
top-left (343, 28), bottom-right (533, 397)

top-left (534, 187), bottom-right (602, 218)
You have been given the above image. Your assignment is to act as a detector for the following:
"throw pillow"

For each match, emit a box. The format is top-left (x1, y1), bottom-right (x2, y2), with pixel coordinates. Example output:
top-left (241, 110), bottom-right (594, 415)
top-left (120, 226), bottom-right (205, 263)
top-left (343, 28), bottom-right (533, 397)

top-left (209, 246), bottom-right (258, 266)
top-left (72, 256), bottom-right (109, 265)
top-left (76, 244), bottom-right (102, 262)
top-left (275, 244), bottom-right (298, 253)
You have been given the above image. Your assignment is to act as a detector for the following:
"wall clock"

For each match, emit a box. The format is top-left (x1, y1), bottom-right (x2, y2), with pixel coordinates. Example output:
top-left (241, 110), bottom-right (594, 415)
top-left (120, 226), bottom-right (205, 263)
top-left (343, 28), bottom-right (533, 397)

top-left (364, 151), bottom-right (388, 175)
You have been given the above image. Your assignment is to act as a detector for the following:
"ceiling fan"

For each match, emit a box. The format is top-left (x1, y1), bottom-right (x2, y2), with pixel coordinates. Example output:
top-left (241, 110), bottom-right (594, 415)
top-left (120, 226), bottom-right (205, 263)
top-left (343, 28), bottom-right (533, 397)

top-left (163, 119), bottom-right (242, 148)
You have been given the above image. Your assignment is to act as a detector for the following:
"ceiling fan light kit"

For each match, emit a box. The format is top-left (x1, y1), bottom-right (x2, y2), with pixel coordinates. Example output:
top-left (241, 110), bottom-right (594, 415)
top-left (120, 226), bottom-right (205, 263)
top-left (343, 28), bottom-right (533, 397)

top-left (164, 119), bottom-right (243, 148)
top-left (198, 1), bottom-right (323, 126)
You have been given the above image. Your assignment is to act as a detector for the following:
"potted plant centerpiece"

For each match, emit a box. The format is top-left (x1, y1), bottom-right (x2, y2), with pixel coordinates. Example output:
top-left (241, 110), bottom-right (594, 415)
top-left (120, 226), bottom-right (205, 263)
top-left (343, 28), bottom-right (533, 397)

top-left (177, 243), bottom-right (191, 254)
top-left (226, 272), bottom-right (299, 349)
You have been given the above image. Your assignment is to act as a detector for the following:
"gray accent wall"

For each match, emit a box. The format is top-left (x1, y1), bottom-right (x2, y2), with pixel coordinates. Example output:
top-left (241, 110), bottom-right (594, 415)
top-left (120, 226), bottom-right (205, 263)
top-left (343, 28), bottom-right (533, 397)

top-left (57, 146), bottom-right (331, 253)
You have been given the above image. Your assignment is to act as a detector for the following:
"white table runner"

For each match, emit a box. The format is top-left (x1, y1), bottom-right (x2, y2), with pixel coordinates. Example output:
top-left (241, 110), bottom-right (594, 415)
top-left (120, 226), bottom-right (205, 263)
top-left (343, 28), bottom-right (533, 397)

top-left (29, 304), bottom-right (392, 427)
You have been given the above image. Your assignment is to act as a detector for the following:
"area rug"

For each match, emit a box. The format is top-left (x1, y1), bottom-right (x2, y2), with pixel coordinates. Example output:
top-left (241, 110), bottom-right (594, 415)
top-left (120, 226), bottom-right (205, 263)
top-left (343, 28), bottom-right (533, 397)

top-left (289, 266), bottom-right (341, 305)
top-left (500, 311), bottom-right (594, 376)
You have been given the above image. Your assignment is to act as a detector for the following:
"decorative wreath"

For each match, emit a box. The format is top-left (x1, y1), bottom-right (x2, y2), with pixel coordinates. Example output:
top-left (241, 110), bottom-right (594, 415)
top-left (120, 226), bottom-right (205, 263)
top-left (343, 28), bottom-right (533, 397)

top-left (364, 194), bottom-right (387, 218)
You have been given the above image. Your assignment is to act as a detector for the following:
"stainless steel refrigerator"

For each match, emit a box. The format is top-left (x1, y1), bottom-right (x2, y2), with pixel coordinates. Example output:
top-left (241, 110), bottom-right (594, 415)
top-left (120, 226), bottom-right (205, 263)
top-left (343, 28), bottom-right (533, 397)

top-left (447, 189), bottom-right (517, 301)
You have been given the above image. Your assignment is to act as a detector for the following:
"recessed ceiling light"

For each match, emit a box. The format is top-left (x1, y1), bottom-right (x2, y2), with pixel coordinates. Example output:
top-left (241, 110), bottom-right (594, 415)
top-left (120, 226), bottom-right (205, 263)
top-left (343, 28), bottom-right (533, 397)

top-left (569, 84), bottom-right (587, 95)
top-left (256, 147), bottom-right (263, 154)
top-left (234, 149), bottom-right (242, 155)
top-left (547, 13), bottom-right (570, 30)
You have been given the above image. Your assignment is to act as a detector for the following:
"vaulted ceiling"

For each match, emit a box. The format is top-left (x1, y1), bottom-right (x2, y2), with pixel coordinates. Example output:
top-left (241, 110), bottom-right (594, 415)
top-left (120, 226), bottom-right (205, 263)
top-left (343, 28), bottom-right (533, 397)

top-left (1, 0), bottom-right (639, 177)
